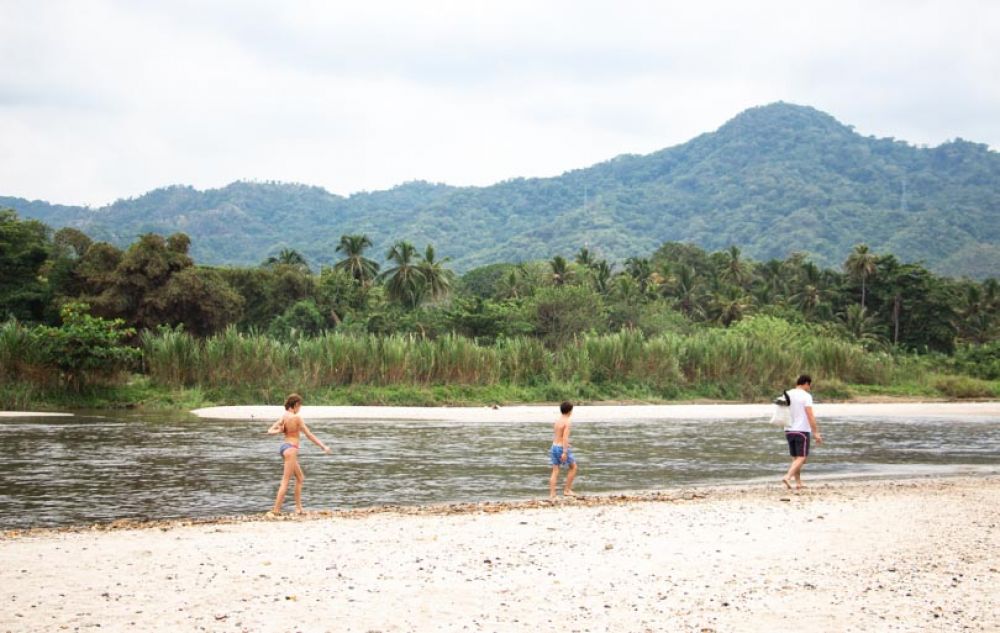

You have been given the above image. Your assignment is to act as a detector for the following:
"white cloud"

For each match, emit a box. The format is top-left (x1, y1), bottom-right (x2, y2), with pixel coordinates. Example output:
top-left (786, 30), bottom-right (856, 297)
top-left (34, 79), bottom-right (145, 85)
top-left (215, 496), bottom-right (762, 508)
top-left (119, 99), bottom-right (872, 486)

top-left (1, 0), bottom-right (998, 205)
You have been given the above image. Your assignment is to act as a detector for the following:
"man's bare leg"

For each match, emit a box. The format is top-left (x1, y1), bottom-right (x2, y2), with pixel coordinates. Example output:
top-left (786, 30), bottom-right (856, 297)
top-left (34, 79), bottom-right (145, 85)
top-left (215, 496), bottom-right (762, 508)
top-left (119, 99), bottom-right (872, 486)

top-left (549, 466), bottom-right (560, 500)
top-left (783, 457), bottom-right (806, 490)
top-left (564, 463), bottom-right (578, 496)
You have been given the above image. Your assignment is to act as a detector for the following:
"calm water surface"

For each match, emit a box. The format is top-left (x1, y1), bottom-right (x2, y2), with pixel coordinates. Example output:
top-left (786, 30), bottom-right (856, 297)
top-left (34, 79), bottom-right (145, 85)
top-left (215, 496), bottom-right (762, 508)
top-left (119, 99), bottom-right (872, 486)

top-left (1, 411), bottom-right (998, 528)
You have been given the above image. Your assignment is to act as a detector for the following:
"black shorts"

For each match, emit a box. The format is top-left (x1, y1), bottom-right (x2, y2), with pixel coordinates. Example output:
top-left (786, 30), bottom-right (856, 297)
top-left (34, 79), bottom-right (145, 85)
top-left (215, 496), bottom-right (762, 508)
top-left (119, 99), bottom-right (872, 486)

top-left (785, 431), bottom-right (811, 457)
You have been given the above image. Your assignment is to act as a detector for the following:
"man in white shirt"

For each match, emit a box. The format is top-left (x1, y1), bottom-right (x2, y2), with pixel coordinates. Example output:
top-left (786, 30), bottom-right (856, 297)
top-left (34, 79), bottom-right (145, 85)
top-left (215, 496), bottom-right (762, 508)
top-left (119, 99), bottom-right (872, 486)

top-left (782, 374), bottom-right (823, 490)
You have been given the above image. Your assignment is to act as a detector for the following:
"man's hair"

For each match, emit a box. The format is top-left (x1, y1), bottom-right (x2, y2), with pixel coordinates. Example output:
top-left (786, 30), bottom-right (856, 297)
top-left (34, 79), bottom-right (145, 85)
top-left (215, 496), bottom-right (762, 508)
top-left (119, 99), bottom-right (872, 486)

top-left (560, 401), bottom-right (574, 414)
top-left (284, 393), bottom-right (303, 410)
top-left (796, 374), bottom-right (812, 386)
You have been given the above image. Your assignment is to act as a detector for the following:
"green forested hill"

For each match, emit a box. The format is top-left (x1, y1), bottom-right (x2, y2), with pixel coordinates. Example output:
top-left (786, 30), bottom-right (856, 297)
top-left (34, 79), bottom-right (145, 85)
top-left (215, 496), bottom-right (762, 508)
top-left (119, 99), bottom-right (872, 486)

top-left (4, 102), bottom-right (999, 277)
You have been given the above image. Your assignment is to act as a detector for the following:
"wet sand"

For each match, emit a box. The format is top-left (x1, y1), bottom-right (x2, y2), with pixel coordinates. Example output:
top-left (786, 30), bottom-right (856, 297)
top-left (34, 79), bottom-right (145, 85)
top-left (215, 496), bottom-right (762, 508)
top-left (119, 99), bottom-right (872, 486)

top-left (2, 476), bottom-right (997, 632)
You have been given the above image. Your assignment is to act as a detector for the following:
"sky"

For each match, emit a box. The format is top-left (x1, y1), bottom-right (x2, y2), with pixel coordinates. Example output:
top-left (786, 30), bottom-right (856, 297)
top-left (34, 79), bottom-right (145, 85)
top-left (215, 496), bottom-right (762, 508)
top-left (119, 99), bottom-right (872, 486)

top-left (1, 0), bottom-right (998, 206)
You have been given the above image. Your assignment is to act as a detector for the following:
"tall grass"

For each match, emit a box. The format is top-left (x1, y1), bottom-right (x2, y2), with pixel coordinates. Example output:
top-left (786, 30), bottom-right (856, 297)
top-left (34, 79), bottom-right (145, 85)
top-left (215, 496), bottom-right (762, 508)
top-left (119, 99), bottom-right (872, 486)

top-left (138, 316), bottom-right (896, 399)
top-left (0, 319), bottom-right (56, 388)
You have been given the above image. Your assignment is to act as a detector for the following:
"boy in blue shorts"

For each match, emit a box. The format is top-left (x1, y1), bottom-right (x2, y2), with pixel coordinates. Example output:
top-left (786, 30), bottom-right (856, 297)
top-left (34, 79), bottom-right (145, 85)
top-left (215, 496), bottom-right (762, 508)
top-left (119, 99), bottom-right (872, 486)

top-left (549, 401), bottom-right (578, 500)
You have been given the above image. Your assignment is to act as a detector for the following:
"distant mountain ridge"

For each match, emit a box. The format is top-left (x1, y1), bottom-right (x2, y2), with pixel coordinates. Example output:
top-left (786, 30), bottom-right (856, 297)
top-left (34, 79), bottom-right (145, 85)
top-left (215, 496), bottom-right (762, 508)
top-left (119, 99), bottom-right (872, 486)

top-left (4, 102), bottom-right (999, 278)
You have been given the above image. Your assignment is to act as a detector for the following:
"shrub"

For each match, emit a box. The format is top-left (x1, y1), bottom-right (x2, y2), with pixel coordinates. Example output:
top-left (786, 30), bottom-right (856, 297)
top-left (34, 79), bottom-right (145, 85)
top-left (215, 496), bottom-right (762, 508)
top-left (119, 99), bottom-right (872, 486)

top-left (932, 375), bottom-right (996, 399)
top-left (31, 302), bottom-right (139, 390)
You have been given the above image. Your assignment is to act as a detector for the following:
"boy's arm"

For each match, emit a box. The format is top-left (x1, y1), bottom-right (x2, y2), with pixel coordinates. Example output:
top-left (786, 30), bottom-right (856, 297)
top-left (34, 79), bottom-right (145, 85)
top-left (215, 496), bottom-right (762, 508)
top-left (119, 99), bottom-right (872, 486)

top-left (560, 423), bottom-right (571, 462)
top-left (266, 417), bottom-right (284, 435)
top-left (301, 420), bottom-right (331, 453)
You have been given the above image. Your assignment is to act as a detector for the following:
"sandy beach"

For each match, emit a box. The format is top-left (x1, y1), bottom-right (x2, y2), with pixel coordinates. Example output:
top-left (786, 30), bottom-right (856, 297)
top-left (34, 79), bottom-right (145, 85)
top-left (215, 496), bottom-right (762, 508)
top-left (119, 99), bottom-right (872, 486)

top-left (2, 476), bottom-right (997, 632)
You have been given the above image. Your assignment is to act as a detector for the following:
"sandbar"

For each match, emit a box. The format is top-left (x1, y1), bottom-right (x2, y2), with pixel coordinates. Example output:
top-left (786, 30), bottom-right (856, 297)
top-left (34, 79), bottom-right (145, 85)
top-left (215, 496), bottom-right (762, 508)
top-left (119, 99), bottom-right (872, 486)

top-left (0, 411), bottom-right (73, 418)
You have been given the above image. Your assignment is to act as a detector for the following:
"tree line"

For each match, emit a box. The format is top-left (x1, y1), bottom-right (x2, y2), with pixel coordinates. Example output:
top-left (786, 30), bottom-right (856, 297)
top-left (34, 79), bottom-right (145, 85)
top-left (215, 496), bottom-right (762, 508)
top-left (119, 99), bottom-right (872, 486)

top-left (2, 207), bottom-right (998, 388)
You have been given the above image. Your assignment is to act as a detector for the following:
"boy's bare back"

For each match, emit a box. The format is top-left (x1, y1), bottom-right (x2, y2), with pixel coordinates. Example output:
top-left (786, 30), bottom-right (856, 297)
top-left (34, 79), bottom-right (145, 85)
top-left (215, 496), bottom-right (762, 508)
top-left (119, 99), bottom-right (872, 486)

top-left (552, 414), bottom-right (571, 445)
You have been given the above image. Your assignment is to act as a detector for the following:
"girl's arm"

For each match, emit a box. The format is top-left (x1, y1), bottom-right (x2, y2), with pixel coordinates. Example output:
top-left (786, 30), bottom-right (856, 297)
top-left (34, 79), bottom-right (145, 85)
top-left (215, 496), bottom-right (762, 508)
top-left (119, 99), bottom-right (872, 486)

top-left (301, 421), bottom-right (331, 453)
top-left (266, 417), bottom-right (285, 435)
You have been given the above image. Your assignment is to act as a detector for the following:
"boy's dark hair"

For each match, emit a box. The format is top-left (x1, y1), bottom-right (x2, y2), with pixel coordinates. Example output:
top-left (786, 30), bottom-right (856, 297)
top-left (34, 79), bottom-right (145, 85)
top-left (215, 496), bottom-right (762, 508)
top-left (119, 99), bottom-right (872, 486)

top-left (560, 401), bottom-right (574, 414)
top-left (796, 374), bottom-right (812, 386)
top-left (284, 393), bottom-right (303, 410)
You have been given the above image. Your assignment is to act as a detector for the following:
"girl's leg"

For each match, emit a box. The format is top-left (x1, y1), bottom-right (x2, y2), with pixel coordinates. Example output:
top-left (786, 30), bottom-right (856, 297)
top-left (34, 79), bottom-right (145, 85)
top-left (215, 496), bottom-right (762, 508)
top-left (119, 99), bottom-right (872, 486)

top-left (293, 461), bottom-right (305, 513)
top-left (272, 451), bottom-right (297, 513)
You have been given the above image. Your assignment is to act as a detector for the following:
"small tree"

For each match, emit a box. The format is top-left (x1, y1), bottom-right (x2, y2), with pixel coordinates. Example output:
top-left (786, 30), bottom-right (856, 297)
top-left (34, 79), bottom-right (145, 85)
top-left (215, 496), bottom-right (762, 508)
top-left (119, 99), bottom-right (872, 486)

top-left (32, 302), bottom-right (139, 390)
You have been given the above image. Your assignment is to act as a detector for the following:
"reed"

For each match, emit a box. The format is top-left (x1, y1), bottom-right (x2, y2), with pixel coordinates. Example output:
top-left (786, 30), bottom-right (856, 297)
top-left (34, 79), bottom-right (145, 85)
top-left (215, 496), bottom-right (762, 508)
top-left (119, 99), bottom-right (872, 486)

top-left (0, 319), bottom-right (54, 387)
top-left (133, 317), bottom-right (898, 396)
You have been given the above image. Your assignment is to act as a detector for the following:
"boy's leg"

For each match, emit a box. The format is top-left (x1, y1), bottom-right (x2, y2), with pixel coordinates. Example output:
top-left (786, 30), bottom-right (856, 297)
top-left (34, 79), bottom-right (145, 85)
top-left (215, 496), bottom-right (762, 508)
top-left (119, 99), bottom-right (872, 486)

top-left (564, 462), bottom-right (578, 496)
top-left (549, 466), bottom-right (560, 500)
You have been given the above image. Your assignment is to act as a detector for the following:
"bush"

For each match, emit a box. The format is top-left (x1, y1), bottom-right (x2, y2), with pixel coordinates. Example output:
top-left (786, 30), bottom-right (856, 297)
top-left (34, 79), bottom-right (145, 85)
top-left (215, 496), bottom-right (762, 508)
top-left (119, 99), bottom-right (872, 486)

top-left (949, 342), bottom-right (1000, 380)
top-left (31, 302), bottom-right (139, 390)
top-left (932, 375), bottom-right (996, 399)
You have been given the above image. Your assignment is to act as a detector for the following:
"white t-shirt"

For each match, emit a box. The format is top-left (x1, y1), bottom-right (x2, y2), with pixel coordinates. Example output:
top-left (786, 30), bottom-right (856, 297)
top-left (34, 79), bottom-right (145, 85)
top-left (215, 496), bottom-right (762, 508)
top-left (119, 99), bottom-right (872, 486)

top-left (785, 387), bottom-right (814, 432)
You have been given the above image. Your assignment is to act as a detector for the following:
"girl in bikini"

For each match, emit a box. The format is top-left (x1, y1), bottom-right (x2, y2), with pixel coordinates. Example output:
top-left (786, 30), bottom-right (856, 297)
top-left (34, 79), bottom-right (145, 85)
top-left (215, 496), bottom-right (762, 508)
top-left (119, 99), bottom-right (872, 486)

top-left (267, 393), bottom-right (331, 514)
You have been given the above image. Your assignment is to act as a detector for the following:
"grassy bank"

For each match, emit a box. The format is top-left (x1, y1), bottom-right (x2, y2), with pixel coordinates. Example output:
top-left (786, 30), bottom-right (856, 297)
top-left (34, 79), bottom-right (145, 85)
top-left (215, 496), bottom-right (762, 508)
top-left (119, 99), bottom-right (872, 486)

top-left (4, 316), bottom-right (998, 411)
top-left (3, 372), bottom-right (998, 412)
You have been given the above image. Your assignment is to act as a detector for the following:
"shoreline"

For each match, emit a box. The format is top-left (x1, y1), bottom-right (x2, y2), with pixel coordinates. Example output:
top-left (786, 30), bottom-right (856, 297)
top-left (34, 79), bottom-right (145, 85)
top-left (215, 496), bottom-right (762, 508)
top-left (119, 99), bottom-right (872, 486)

top-left (190, 400), bottom-right (1000, 421)
top-left (3, 475), bottom-right (997, 632)
top-left (5, 398), bottom-right (999, 420)
top-left (3, 471), bottom-right (994, 539)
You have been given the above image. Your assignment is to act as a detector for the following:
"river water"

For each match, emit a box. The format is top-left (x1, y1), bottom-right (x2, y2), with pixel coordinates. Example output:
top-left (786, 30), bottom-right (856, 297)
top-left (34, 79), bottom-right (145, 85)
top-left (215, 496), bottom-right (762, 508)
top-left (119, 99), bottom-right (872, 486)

top-left (1, 412), bottom-right (998, 529)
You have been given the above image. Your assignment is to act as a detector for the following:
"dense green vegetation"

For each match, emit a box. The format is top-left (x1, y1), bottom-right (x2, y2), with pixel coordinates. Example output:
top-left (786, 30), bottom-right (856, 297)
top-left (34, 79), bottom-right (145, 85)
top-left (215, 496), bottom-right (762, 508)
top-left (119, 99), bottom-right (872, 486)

top-left (4, 103), bottom-right (999, 278)
top-left (1, 208), bottom-right (998, 409)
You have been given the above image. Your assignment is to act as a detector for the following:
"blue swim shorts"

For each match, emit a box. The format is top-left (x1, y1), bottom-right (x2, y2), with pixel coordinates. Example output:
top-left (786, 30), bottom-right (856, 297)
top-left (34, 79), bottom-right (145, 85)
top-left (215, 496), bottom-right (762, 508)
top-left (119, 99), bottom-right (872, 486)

top-left (549, 444), bottom-right (576, 467)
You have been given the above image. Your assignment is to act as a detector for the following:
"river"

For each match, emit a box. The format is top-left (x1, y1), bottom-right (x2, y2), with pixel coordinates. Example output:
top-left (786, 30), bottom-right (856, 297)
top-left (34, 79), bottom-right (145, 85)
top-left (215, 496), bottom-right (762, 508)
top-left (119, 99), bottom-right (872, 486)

top-left (1, 411), bottom-right (998, 528)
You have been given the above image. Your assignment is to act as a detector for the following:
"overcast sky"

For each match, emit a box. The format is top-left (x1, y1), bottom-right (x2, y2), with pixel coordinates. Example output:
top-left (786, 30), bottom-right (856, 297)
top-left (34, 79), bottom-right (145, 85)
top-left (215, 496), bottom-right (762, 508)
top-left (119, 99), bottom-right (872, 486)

top-left (2, 0), bottom-right (998, 206)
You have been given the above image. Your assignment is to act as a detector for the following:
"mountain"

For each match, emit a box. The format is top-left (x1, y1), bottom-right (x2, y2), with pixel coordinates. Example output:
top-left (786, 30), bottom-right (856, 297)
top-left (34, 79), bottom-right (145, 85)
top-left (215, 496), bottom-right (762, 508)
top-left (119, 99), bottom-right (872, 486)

top-left (4, 102), bottom-right (999, 277)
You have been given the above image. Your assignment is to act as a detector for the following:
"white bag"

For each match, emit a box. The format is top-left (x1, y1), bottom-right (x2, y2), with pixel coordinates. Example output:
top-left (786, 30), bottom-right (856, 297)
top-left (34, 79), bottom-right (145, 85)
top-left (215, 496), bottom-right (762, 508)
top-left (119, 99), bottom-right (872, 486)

top-left (768, 402), bottom-right (791, 427)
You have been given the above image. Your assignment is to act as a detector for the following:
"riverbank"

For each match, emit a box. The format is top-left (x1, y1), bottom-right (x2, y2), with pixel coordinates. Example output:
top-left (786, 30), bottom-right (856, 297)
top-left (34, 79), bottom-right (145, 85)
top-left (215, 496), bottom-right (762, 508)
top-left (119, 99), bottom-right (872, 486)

top-left (2, 476), bottom-right (997, 632)
top-left (191, 400), bottom-right (1000, 422)
top-left (4, 370), bottom-right (999, 412)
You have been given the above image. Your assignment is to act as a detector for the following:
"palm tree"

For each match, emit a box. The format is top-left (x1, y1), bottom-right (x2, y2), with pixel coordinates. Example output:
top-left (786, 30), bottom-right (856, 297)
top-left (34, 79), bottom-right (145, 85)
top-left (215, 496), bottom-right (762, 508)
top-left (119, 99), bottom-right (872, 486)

top-left (709, 287), bottom-right (754, 327)
top-left (791, 262), bottom-right (829, 320)
top-left (720, 245), bottom-right (751, 288)
top-left (334, 234), bottom-right (379, 286)
top-left (575, 247), bottom-right (595, 269)
top-left (496, 268), bottom-right (521, 300)
top-left (954, 283), bottom-right (999, 344)
top-left (837, 304), bottom-right (888, 349)
top-left (263, 248), bottom-right (310, 273)
top-left (590, 260), bottom-right (613, 295)
top-left (549, 256), bottom-right (571, 286)
top-left (664, 265), bottom-right (705, 319)
top-left (418, 244), bottom-right (454, 301)
top-left (844, 244), bottom-right (878, 310)
top-left (751, 259), bottom-right (789, 307)
top-left (625, 257), bottom-right (655, 293)
top-left (380, 241), bottom-right (425, 308)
